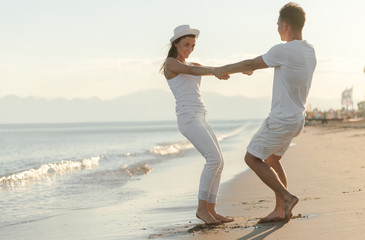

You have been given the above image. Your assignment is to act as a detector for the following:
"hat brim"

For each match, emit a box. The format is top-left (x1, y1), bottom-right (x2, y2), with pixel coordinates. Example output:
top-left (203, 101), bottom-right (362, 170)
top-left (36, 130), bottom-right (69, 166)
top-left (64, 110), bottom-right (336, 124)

top-left (170, 29), bottom-right (200, 43)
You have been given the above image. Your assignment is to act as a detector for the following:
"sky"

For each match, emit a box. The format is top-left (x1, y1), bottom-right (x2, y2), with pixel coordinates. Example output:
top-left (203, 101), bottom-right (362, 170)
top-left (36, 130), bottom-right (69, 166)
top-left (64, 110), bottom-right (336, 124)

top-left (1, 0), bottom-right (365, 109)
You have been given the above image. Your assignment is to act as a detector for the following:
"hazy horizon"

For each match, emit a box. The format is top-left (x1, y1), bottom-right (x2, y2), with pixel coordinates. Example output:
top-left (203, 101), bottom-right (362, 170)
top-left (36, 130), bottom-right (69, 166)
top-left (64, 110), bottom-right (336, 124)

top-left (1, 86), bottom-right (360, 107)
top-left (0, 89), bottom-right (356, 124)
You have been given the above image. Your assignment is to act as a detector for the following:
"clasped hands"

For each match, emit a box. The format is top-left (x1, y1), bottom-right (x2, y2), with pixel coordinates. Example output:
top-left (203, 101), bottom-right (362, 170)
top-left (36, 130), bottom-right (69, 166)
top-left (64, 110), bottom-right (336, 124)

top-left (213, 67), bottom-right (253, 80)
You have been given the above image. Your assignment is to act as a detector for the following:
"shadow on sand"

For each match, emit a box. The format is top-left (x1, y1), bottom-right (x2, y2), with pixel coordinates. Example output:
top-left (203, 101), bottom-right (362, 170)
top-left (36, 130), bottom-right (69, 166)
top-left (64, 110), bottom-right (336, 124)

top-left (237, 223), bottom-right (285, 240)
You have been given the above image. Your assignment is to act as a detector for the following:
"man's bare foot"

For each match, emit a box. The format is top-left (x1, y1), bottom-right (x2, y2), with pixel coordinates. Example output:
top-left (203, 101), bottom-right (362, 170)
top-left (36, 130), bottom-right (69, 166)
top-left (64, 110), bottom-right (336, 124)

top-left (210, 212), bottom-right (234, 223)
top-left (196, 210), bottom-right (221, 225)
top-left (258, 210), bottom-right (285, 223)
top-left (284, 195), bottom-right (299, 223)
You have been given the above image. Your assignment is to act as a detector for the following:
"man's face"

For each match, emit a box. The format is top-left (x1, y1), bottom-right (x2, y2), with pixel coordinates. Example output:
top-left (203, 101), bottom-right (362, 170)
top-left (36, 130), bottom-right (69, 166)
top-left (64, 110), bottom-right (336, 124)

top-left (277, 17), bottom-right (286, 41)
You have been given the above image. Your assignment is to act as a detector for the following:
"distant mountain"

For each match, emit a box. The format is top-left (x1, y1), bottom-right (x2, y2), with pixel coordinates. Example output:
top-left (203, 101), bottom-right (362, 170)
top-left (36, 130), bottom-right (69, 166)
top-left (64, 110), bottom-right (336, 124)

top-left (0, 89), bottom-right (340, 124)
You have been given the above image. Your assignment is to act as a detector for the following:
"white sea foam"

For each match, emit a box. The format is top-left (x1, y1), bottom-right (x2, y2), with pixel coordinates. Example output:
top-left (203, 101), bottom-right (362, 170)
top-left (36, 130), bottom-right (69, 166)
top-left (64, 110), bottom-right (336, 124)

top-left (123, 152), bottom-right (135, 157)
top-left (0, 156), bottom-right (100, 186)
top-left (121, 164), bottom-right (152, 177)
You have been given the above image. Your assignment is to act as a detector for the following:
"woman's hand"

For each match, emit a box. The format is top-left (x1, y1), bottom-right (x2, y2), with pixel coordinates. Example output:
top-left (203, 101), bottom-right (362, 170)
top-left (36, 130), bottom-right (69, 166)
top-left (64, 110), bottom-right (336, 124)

top-left (219, 73), bottom-right (230, 80)
top-left (214, 67), bottom-right (228, 79)
top-left (242, 70), bottom-right (254, 76)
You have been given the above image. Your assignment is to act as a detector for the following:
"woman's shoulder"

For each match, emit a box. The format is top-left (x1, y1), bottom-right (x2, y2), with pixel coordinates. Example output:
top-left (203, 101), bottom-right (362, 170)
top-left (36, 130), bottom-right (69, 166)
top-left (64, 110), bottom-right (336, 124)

top-left (166, 57), bottom-right (180, 65)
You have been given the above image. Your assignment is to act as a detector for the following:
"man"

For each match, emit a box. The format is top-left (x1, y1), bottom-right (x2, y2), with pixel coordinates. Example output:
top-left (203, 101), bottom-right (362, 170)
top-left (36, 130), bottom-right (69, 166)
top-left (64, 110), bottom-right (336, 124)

top-left (215, 2), bottom-right (316, 223)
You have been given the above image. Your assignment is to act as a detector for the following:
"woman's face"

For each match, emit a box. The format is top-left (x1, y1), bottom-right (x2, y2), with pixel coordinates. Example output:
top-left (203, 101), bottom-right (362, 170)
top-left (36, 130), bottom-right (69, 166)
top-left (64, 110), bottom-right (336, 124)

top-left (174, 36), bottom-right (196, 60)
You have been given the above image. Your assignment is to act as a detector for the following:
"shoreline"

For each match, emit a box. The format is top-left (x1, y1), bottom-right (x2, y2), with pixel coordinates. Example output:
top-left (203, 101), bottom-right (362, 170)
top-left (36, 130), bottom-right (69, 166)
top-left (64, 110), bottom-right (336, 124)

top-left (153, 123), bottom-right (365, 239)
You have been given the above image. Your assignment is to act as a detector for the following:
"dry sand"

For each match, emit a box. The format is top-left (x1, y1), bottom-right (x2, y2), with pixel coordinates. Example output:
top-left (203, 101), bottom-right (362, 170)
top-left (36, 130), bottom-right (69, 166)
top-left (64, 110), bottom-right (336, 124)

top-left (151, 122), bottom-right (365, 239)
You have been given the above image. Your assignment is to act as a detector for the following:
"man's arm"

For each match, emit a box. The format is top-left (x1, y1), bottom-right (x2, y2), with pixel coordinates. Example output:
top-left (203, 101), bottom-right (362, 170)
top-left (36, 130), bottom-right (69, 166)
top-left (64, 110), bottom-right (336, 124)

top-left (215, 56), bottom-right (269, 78)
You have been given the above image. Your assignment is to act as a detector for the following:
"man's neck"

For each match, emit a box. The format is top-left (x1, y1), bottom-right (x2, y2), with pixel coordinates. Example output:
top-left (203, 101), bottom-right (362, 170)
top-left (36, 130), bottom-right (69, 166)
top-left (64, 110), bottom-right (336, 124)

top-left (286, 31), bottom-right (302, 42)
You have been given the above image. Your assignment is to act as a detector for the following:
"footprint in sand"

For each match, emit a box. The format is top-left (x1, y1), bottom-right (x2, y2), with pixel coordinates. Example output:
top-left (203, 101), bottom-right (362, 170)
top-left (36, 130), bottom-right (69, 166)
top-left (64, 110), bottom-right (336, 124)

top-left (301, 197), bottom-right (321, 201)
top-left (241, 199), bottom-right (273, 209)
top-left (342, 189), bottom-right (362, 194)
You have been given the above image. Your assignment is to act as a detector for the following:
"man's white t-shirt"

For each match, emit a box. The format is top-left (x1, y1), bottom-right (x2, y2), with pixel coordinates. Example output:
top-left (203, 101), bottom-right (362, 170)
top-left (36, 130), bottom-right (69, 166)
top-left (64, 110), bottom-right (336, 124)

top-left (262, 40), bottom-right (316, 123)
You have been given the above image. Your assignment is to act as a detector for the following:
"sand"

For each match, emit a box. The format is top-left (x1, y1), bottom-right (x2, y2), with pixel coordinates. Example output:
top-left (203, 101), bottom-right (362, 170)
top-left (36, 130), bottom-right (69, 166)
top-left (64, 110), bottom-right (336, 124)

top-left (152, 122), bottom-right (365, 239)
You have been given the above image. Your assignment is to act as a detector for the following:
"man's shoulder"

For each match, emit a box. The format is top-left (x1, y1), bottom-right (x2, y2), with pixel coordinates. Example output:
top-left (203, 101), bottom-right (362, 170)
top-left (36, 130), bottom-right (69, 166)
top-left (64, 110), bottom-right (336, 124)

top-left (264, 43), bottom-right (287, 59)
top-left (265, 43), bottom-right (285, 55)
top-left (269, 43), bottom-right (286, 50)
top-left (279, 41), bottom-right (316, 58)
top-left (287, 40), bottom-right (315, 50)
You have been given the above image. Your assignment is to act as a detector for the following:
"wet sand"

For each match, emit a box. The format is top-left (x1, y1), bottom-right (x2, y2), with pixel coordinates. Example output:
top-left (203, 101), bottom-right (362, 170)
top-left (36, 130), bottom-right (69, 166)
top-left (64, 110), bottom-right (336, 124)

top-left (152, 122), bottom-right (365, 239)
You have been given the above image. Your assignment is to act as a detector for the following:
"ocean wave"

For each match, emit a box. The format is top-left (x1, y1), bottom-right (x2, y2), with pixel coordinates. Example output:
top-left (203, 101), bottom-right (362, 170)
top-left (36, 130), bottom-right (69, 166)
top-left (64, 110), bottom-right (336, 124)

top-left (0, 156), bottom-right (100, 187)
top-left (80, 162), bottom-right (152, 186)
top-left (149, 140), bottom-right (193, 156)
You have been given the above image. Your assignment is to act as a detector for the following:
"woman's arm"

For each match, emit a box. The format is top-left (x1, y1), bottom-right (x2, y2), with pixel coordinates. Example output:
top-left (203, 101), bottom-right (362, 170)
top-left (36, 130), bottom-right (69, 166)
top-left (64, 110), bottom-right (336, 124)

top-left (166, 58), bottom-right (214, 76)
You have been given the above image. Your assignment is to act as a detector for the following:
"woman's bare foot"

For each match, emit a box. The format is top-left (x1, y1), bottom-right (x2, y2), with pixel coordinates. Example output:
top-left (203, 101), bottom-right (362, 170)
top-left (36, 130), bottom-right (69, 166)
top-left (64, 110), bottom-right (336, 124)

top-left (210, 212), bottom-right (234, 223)
top-left (284, 195), bottom-right (299, 223)
top-left (196, 210), bottom-right (221, 225)
top-left (258, 210), bottom-right (285, 223)
top-left (207, 203), bottom-right (234, 223)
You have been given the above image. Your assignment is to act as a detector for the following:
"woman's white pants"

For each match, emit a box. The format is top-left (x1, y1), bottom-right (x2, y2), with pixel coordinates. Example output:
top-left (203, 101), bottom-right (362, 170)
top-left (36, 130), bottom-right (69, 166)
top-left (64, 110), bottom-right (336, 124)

top-left (177, 112), bottom-right (224, 204)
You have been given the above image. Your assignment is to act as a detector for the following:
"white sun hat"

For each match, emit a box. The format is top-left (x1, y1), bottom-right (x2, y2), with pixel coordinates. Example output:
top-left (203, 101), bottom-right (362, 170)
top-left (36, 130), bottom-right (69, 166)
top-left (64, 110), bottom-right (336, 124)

top-left (170, 25), bottom-right (200, 43)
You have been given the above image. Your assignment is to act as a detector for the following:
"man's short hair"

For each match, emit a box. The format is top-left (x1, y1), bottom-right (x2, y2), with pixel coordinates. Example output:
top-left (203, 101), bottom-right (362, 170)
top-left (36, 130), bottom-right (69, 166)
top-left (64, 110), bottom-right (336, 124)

top-left (279, 2), bottom-right (306, 32)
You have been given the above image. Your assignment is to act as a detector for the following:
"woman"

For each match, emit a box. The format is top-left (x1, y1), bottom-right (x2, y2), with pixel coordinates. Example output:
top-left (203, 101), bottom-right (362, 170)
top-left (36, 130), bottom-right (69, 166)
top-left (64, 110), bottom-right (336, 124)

top-left (161, 25), bottom-right (233, 224)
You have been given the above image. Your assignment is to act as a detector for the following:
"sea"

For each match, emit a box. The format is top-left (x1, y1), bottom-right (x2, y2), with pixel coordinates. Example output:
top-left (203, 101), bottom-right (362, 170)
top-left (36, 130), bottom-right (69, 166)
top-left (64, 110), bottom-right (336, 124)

top-left (0, 119), bottom-right (261, 239)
